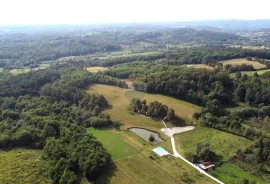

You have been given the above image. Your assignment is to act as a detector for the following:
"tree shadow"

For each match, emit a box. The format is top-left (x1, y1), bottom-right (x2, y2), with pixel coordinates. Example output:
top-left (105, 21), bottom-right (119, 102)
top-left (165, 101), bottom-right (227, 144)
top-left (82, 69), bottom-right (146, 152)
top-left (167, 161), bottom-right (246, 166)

top-left (94, 163), bottom-right (119, 184)
top-left (106, 104), bottom-right (113, 110)
top-left (170, 116), bottom-right (187, 127)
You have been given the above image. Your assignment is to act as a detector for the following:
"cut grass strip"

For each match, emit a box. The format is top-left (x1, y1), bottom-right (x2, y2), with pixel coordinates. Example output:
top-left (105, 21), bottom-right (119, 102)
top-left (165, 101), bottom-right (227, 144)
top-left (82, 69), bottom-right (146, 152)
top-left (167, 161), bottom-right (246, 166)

top-left (88, 128), bottom-right (138, 160)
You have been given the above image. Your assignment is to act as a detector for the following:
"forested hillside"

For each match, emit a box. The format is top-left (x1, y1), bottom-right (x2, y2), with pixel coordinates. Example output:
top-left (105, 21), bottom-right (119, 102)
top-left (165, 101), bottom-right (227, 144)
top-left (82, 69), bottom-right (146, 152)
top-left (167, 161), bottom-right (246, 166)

top-left (0, 69), bottom-right (128, 183)
top-left (1, 25), bottom-right (270, 184)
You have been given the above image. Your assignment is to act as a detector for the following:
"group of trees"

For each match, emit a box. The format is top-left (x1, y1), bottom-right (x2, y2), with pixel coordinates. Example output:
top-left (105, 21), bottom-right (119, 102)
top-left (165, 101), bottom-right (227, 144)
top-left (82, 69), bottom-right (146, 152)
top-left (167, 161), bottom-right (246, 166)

top-left (130, 98), bottom-right (175, 120)
top-left (0, 68), bottom-right (130, 183)
top-left (186, 142), bottom-right (219, 163)
top-left (134, 69), bottom-right (233, 106)
top-left (222, 63), bottom-right (254, 73)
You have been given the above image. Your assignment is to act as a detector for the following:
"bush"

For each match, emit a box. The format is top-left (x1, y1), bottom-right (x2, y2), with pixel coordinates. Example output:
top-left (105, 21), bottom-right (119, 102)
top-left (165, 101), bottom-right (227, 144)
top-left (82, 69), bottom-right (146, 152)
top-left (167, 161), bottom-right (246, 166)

top-left (149, 134), bottom-right (155, 142)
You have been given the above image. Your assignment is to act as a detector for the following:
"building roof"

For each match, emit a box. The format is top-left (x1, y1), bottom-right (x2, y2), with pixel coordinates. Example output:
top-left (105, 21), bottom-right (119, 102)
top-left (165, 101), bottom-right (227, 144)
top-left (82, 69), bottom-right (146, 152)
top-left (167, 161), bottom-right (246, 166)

top-left (204, 164), bottom-right (215, 170)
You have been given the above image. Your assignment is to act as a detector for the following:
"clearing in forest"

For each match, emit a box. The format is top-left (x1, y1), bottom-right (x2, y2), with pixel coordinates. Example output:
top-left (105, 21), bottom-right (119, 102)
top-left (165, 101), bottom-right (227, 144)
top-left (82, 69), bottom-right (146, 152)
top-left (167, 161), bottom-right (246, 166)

top-left (86, 66), bottom-right (108, 73)
top-left (186, 64), bottom-right (214, 70)
top-left (0, 149), bottom-right (50, 184)
top-left (88, 128), bottom-right (137, 160)
top-left (174, 127), bottom-right (252, 161)
top-left (10, 68), bottom-right (31, 75)
top-left (219, 58), bottom-right (266, 69)
top-left (89, 84), bottom-right (201, 130)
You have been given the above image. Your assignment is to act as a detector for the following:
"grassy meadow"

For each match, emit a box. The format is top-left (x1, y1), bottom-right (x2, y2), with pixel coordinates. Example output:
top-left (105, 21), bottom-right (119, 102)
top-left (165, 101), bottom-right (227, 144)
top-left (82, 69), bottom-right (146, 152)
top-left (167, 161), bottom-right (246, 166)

top-left (95, 130), bottom-right (215, 184)
top-left (86, 66), bottom-right (108, 73)
top-left (0, 149), bottom-right (51, 184)
top-left (89, 84), bottom-right (200, 130)
top-left (219, 58), bottom-right (266, 69)
top-left (10, 68), bottom-right (31, 75)
top-left (186, 64), bottom-right (214, 70)
top-left (229, 69), bottom-right (270, 78)
top-left (211, 163), bottom-right (266, 184)
top-left (174, 127), bottom-right (252, 161)
top-left (88, 128), bottom-right (138, 160)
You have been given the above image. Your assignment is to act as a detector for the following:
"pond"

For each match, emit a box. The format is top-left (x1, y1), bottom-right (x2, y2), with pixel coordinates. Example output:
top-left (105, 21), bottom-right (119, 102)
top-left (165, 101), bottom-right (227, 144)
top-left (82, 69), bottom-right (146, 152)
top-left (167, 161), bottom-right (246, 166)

top-left (129, 128), bottom-right (163, 144)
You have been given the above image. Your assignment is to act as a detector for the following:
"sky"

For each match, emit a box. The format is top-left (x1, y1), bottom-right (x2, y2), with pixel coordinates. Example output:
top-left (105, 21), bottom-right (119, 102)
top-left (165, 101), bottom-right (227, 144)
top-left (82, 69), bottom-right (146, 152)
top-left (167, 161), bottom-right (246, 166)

top-left (0, 0), bottom-right (270, 25)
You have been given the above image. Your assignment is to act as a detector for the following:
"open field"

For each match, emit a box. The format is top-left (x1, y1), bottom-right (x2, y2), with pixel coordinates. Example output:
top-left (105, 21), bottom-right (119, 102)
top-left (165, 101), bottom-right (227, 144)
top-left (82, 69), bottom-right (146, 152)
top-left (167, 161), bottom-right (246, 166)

top-left (174, 127), bottom-right (252, 161)
top-left (97, 154), bottom-right (215, 184)
top-left (89, 85), bottom-right (201, 130)
top-left (0, 149), bottom-right (51, 184)
top-left (10, 68), bottom-right (31, 75)
top-left (211, 162), bottom-right (266, 184)
top-left (39, 63), bottom-right (50, 68)
top-left (96, 51), bottom-right (162, 59)
top-left (91, 120), bottom-right (215, 183)
top-left (88, 128), bottom-right (138, 160)
top-left (229, 69), bottom-right (270, 78)
top-left (186, 64), bottom-right (214, 70)
top-left (86, 66), bottom-right (108, 73)
top-left (219, 58), bottom-right (266, 69)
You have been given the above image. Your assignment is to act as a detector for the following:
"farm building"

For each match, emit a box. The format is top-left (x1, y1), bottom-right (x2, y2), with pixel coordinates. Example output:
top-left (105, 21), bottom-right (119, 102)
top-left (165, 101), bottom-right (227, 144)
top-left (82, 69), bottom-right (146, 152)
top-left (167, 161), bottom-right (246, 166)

top-left (198, 162), bottom-right (215, 172)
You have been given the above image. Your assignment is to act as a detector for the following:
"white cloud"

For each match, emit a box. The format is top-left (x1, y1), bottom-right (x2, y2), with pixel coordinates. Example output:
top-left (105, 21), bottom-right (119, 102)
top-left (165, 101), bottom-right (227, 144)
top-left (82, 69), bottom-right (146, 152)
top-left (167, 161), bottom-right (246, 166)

top-left (0, 0), bottom-right (269, 25)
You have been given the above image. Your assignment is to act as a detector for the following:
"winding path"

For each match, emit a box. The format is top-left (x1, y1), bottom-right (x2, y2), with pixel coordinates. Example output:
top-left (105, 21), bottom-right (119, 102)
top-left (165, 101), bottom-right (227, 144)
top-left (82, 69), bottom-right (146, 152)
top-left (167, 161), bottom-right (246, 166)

top-left (161, 120), bottom-right (224, 184)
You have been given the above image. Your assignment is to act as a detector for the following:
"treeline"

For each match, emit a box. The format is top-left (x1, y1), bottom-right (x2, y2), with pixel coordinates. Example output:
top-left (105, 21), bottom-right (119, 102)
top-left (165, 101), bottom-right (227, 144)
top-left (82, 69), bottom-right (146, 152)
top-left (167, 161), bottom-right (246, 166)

top-left (222, 63), bottom-right (255, 73)
top-left (133, 68), bottom-right (233, 106)
top-left (0, 33), bottom-right (121, 68)
top-left (102, 61), bottom-right (184, 79)
top-left (164, 46), bottom-right (270, 65)
top-left (130, 98), bottom-right (175, 121)
top-left (0, 68), bottom-right (129, 183)
top-left (0, 68), bottom-right (127, 98)
top-left (60, 52), bottom-right (165, 68)
top-left (235, 77), bottom-right (270, 106)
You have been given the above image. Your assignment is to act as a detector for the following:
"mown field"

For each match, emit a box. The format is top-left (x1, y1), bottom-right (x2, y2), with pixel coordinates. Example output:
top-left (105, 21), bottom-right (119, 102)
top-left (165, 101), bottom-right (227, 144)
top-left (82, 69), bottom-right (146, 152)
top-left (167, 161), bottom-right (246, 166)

top-left (88, 128), bottom-right (138, 160)
top-left (186, 64), bottom-right (214, 70)
top-left (211, 162), bottom-right (266, 184)
top-left (0, 149), bottom-right (51, 184)
top-left (219, 58), bottom-right (266, 69)
top-left (86, 66), bottom-right (108, 73)
top-left (174, 127), bottom-right (252, 161)
top-left (94, 128), bottom-right (215, 184)
top-left (10, 68), bottom-right (31, 75)
top-left (89, 84), bottom-right (200, 131)
top-left (229, 69), bottom-right (270, 78)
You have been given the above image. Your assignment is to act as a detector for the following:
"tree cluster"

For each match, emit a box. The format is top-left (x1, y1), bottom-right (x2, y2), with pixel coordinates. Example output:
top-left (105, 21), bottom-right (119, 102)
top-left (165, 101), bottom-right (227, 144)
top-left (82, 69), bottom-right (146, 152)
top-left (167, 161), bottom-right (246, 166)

top-left (130, 98), bottom-right (175, 120)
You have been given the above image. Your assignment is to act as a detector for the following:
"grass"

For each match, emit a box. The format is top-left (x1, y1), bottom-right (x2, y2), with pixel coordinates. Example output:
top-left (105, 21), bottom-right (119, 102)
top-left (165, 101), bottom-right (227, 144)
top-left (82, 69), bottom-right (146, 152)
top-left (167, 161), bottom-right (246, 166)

top-left (97, 154), bottom-right (215, 184)
top-left (89, 85), bottom-right (200, 130)
top-left (86, 66), bottom-right (108, 73)
top-left (186, 64), bottom-right (214, 70)
top-left (96, 51), bottom-right (161, 59)
top-left (88, 128), bottom-right (137, 160)
top-left (10, 68), bottom-right (31, 75)
top-left (174, 127), bottom-right (252, 161)
top-left (229, 69), bottom-right (270, 78)
top-left (39, 63), bottom-right (50, 67)
top-left (92, 121), bottom-right (216, 184)
top-left (210, 162), bottom-right (266, 184)
top-left (0, 149), bottom-right (51, 184)
top-left (0, 68), bottom-right (3, 72)
top-left (219, 58), bottom-right (266, 69)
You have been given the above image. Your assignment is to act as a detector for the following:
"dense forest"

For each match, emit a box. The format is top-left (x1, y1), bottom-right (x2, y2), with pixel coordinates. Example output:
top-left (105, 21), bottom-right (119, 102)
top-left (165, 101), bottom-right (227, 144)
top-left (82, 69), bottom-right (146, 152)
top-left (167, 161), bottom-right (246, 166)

top-left (0, 69), bottom-right (127, 183)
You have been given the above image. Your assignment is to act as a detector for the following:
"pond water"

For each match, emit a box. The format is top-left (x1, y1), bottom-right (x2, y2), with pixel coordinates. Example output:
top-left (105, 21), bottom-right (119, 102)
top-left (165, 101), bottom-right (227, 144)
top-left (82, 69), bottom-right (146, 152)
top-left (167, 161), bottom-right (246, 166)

top-left (129, 128), bottom-right (163, 144)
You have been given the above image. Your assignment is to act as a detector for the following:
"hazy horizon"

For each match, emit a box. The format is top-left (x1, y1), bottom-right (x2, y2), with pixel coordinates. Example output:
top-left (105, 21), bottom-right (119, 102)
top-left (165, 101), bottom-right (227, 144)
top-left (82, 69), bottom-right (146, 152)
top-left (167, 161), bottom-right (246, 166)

top-left (1, 0), bottom-right (270, 25)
